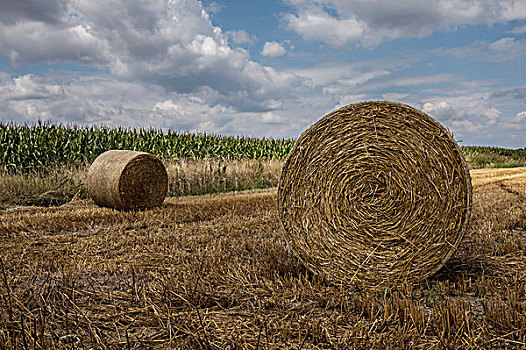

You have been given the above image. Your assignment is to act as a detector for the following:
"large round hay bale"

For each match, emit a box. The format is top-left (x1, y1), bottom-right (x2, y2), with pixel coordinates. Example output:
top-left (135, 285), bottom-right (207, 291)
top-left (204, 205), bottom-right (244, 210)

top-left (277, 101), bottom-right (472, 290)
top-left (87, 150), bottom-right (168, 210)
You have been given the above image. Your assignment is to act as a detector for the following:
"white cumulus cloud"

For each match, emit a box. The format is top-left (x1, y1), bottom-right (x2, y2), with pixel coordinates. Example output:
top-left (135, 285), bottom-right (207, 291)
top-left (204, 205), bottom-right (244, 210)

top-left (284, 0), bottom-right (526, 47)
top-left (261, 41), bottom-right (287, 57)
top-left (515, 111), bottom-right (526, 122)
top-left (421, 94), bottom-right (503, 143)
top-left (0, 0), bottom-right (305, 112)
top-left (226, 30), bottom-right (256, 44)
top-left (509, 25), bottom-right (526, 34)
top-left (286, 9), bottom-right (365, 47)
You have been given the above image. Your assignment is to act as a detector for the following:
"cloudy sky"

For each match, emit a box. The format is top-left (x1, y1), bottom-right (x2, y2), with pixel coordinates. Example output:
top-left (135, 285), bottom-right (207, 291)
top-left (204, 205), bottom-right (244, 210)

top-left (0, 0), bottom-right (525, 147)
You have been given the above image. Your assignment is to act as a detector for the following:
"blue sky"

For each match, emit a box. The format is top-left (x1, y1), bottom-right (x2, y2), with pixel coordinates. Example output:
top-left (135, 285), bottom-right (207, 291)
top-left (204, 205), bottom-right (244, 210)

top-left (0, 0), bottom-right (525, 147)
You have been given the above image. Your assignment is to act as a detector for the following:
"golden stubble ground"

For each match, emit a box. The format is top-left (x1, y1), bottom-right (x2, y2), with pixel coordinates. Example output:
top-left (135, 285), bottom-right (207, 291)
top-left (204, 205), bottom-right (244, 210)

top-left (1, 168), bottom-right (526, 349)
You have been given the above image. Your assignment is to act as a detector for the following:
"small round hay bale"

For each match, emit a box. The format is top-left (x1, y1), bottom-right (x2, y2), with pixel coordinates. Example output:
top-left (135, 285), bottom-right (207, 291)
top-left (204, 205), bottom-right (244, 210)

top-left (277, 101), bottom-right (472, 290)
top-left (87, 150), bottom-right (168, 210)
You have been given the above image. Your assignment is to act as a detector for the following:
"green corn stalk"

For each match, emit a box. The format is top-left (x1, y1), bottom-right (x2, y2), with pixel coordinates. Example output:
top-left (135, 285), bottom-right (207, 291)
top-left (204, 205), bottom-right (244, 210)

top-left (0, 121), bottom-right (296, 173)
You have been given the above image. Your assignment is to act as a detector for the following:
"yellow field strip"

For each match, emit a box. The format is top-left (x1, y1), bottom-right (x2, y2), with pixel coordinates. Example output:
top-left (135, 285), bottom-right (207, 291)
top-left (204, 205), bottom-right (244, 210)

top-left (470, 166), bottom-right (526, 188)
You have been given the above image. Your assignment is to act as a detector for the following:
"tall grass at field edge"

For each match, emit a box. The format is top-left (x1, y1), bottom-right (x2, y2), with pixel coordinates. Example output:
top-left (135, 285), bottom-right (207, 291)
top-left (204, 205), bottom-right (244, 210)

top-left (0, 159), bottom-right (284, 208)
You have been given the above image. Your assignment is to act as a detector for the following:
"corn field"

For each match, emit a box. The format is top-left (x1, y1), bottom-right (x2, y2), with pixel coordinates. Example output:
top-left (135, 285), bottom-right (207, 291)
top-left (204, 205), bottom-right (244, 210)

top-left (461, 145), bottom-right (526, 158)
top-left (0, 122), bottom-right (295, 173)
top-left (1, 122), bottom-right (526, 173)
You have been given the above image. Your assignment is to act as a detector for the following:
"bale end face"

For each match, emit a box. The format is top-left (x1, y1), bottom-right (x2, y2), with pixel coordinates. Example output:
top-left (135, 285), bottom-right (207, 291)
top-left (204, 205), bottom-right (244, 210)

top-left (87, 150), bottom-right (168, 211)
top-left (277, 101), bottom-right (472, 290)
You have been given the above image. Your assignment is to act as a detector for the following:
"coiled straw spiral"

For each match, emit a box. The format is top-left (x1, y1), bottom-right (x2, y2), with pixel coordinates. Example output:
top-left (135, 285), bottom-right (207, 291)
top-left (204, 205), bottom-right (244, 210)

top-left (277, 101), bottom-right (472, 290)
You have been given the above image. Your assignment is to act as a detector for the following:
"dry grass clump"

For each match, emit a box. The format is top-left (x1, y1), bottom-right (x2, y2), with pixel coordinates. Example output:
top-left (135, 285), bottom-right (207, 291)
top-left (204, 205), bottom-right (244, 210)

top-left (87, 150), bottom-right (168, 210)
top-left (278, 101), bottom-right (472, 290)
top-left (0, 166), bottom-right (87, 208)
top-left (165, 158), bottom-right (283, 196)
top-left (0, 159), bottom-right (284, 209)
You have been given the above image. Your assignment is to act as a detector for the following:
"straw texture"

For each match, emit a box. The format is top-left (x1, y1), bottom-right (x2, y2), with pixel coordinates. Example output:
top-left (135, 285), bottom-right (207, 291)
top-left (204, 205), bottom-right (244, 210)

top-left (277, 101), bottom-right (472, 290)
top-left (87, 150), bottom-right (168, 210)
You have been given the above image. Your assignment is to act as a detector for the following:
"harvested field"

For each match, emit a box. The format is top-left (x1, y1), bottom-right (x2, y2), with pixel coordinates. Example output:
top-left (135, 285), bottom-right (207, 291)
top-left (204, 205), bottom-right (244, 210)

top-left (1, 167), bottom-right (526, 349)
